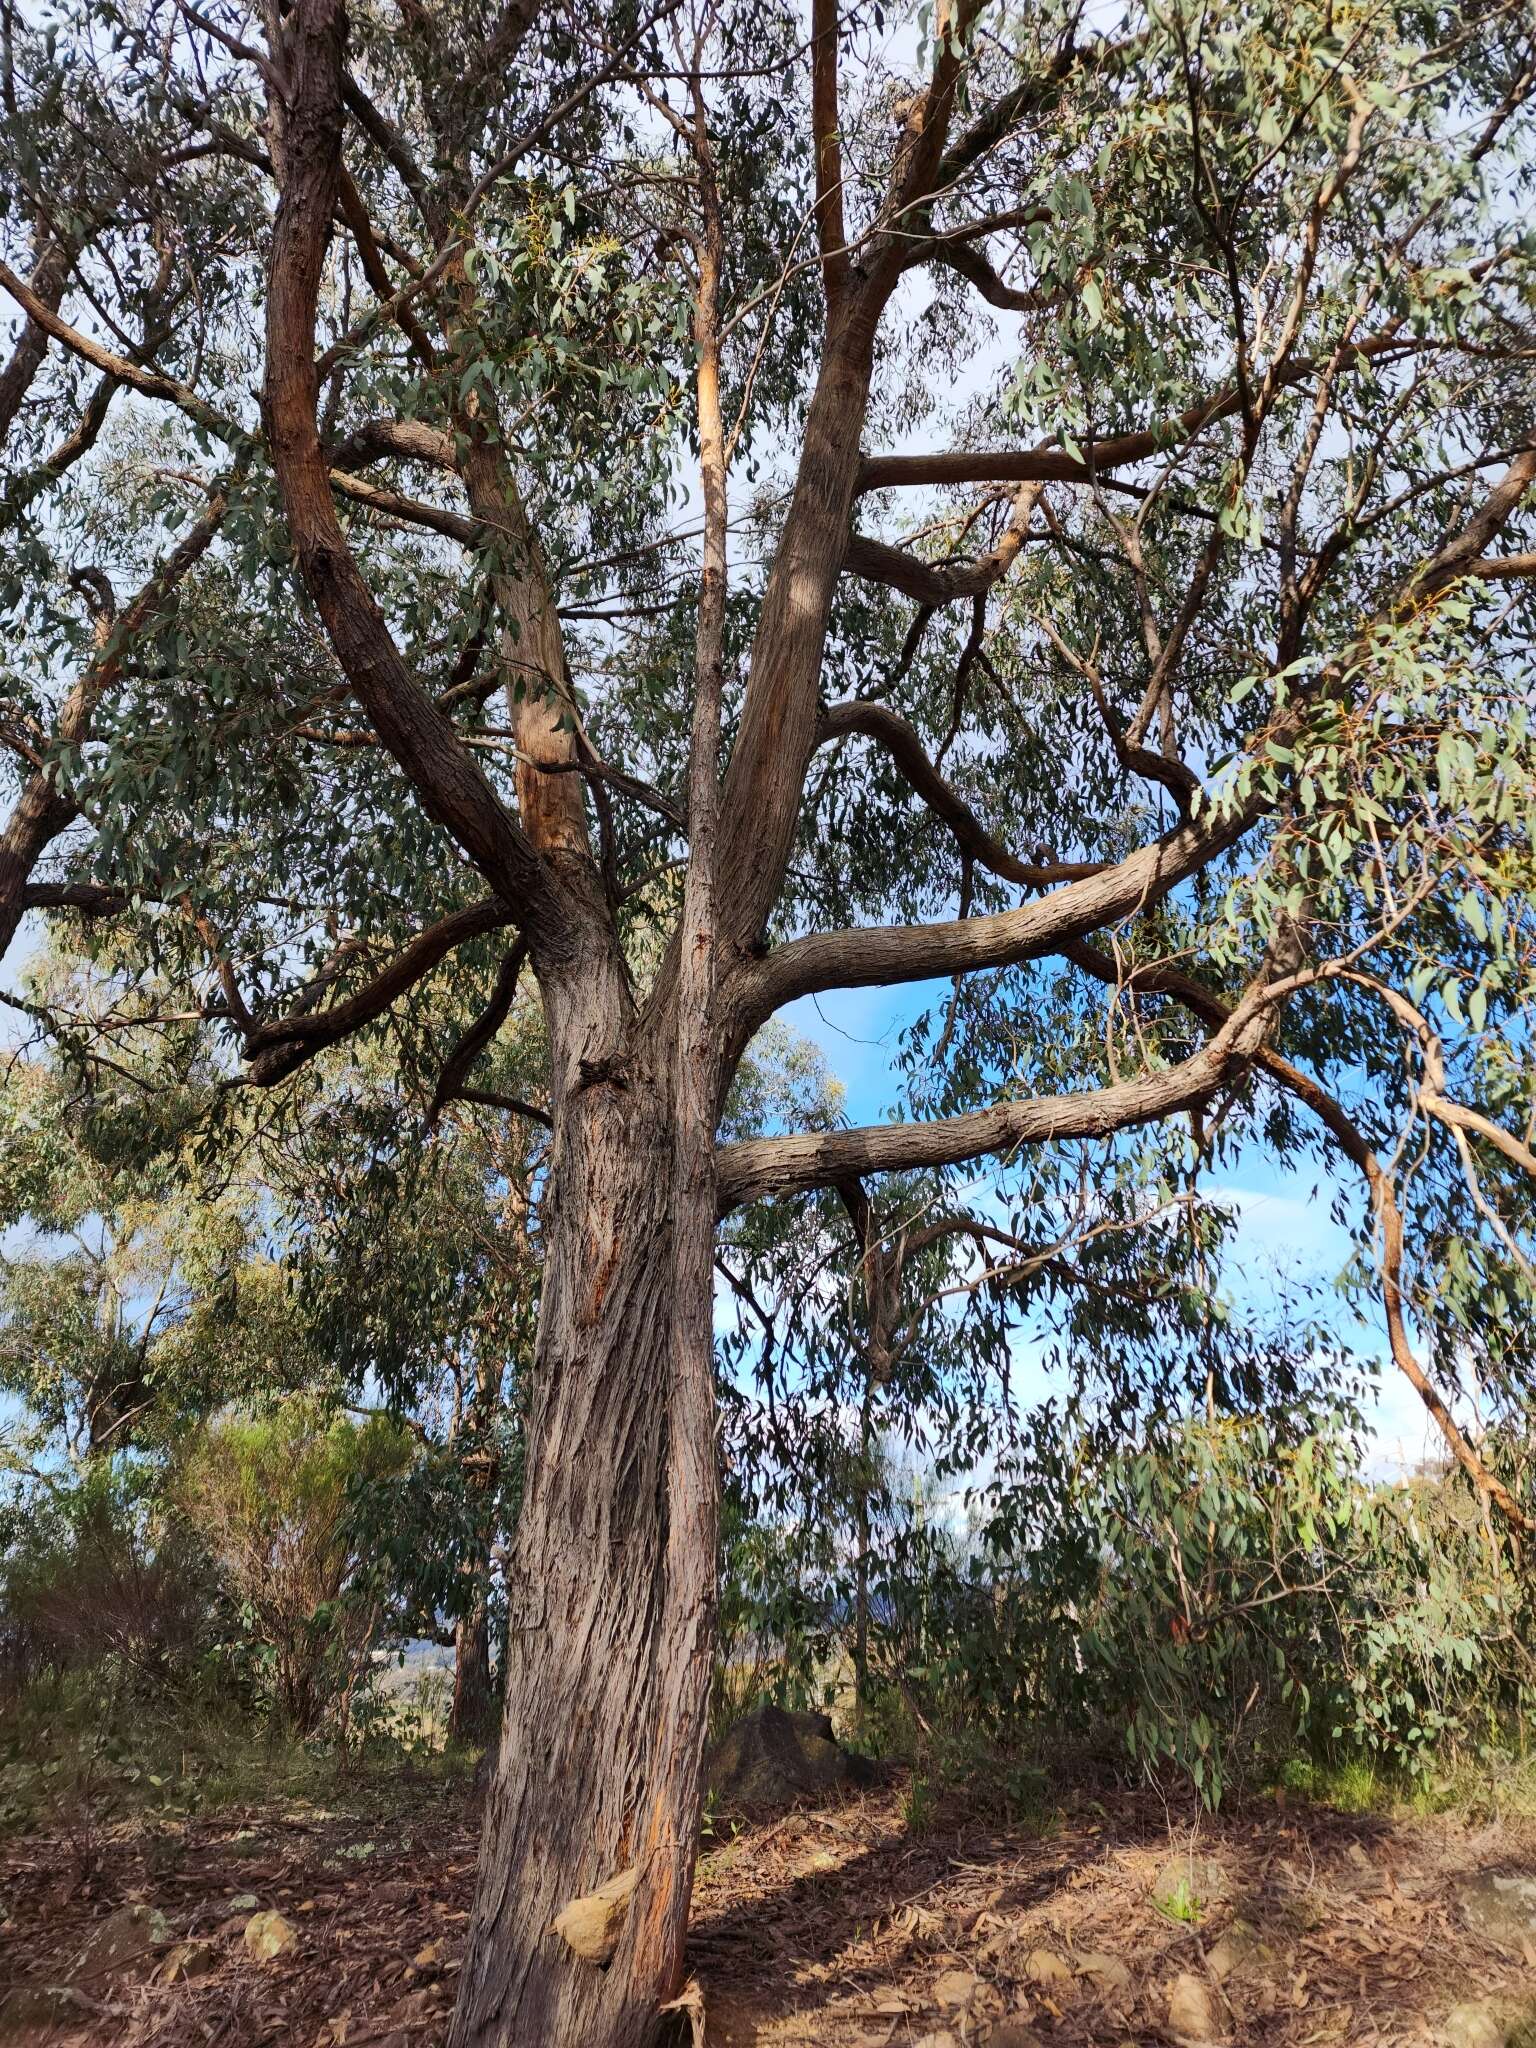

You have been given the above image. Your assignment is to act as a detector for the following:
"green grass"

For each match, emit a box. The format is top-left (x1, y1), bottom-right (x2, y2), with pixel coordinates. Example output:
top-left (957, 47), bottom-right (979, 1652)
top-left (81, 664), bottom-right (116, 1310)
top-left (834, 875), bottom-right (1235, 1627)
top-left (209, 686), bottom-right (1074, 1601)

top-left (0, 1667), bottom-right (480, 1843)
top-left (1156, 1872), bottom-right (1206, 1923)
top-left (1270, 1737), bottom-right (1536, 1822)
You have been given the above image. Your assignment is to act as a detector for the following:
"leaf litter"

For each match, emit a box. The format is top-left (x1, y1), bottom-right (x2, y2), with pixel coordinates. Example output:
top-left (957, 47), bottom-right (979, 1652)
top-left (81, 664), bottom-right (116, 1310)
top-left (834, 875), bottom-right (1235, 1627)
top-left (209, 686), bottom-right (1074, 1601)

top-left (1, 1777), bottom-right (1532, 2046)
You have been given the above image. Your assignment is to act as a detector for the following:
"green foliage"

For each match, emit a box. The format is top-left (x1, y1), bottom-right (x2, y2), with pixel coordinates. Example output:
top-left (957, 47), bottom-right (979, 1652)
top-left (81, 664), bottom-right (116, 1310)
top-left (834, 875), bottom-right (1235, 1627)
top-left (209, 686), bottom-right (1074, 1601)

top-left (722, 1403), bottom-right (1536, 1809)
top-left (177, 1399), bottom-right (415, 1737)
top-left (0, 1460), bottom-right (221, 1700)
top-left (3, 0), bottom-right (1536, 1881)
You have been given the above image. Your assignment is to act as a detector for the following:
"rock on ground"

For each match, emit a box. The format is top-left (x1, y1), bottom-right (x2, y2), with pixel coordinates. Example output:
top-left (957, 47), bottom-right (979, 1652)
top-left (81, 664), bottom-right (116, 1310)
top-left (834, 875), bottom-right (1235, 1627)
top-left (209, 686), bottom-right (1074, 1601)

top-left (1441, 2001), bottom-right (1511, 2048)
top-left (1153, 1850), bottom-right (1228, 1919)
top-left (243, 1909), bottom-right (299, 1961)
top-left (1167, 1968), bottom-right (1223, 2043)
top-left (705, 1704), bottom-right (872, 1809)
top-left (70, 1904), bottom-right (171, 1983)
top-left (1458, 1873), bottom-right (1536, 1953)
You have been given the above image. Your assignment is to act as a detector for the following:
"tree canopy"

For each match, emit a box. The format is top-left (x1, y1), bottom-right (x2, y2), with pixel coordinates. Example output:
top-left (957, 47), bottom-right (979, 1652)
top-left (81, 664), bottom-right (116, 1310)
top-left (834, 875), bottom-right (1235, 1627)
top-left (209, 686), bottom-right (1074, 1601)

top-left (3, 0), bottom-right (1535, 2039)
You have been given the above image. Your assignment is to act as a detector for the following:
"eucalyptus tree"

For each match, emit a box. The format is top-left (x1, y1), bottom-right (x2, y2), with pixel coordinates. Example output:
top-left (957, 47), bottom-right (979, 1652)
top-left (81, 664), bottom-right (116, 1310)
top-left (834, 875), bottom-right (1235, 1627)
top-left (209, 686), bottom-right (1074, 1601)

top-left (4, 0), bottom-right (1536, 2043)
top-left (0, 947), bottom-right (313, 1469)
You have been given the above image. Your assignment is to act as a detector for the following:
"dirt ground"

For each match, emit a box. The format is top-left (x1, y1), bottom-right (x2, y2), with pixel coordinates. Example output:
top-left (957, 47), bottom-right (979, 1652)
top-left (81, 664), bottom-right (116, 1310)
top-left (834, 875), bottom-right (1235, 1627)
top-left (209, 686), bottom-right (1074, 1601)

top-left (2, 1771), bottom-right (1533, 2046)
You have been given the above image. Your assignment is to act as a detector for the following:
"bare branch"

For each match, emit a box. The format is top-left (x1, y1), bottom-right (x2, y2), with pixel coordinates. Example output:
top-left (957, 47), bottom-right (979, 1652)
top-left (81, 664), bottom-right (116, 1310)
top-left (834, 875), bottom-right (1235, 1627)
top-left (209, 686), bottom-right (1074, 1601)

top-left (244, 897), bottom-right (514, 1086)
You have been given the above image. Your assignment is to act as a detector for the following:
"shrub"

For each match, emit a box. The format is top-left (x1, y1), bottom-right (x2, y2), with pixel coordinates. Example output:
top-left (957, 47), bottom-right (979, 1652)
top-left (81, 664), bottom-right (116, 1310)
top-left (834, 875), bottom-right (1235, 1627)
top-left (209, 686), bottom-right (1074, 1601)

top-left (804, 1412), bottom-right (1536, 1805)
top-left (177, 1399), bottom-right (413, 1736)
top-left (0, 1462), bottom-right (219, 1702)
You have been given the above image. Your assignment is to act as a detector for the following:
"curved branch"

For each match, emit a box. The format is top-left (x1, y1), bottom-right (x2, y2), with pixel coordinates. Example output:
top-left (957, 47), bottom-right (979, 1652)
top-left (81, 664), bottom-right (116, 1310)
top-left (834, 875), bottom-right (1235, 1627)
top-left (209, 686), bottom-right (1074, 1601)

top-left (842, 481), bottom-right (1040, 603)
top-left (20, 881), bottom-right (134, 916)
top-left (1061, 938), bottom-right (1533, 1534)
top-left (262, 0), bottom-right (573, 962)
top-left (0, 485), bottom-right (237, 961)
top-left (329, 417), bottom-right (458, 471)
top-left (735, 798), bottom-right (1248, 1029)
top-left (815, 698), bottom-right (1105, 889)
top-left (855, 332), bottom-right (1422, 495)
top-left (428, 934), bottom-right (529, 1123)
top-left (0, 237), bottom-right (70, 443)
top-left (924, 237), bottom-right (1054, 313)
top-left (329, 467), bottom-right (479, 544)
top-left (717, 992), bottom-right (1267, 1209)
top-left (244, 896), bottom-right (514, 1085)
top-left (0, 255), bottom-right (236, 443)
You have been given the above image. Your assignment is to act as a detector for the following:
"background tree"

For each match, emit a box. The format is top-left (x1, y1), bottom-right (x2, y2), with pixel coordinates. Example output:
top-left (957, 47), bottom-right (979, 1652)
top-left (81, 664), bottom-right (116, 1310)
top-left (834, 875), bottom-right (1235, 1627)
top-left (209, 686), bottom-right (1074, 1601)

top-left (178, 1396), bottom-right (413, 1736)
top-left (3, 1), bottom-right (1536, 2044)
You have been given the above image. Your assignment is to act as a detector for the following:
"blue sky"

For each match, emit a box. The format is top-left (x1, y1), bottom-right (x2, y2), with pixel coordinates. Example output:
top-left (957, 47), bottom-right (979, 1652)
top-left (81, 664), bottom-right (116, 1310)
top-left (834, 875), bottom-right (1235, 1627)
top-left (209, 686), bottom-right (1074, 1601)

top-left (780, 979), bottom-right (1452, 1478)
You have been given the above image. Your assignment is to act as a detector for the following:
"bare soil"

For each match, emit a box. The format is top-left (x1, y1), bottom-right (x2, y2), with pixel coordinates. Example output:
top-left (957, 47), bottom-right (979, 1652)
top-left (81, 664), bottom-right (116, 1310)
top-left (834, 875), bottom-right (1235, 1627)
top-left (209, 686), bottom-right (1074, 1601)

top-left (1, 1771), bottom-right (1532, 2046)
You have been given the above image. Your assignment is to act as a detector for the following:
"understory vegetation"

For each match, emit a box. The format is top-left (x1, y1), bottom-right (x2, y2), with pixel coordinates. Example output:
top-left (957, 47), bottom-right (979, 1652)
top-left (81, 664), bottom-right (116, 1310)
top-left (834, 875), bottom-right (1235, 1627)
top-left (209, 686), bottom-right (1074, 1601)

top-left (2, 968), bottom-right (1533, 1840)
top-left (721, 1413), bottom-right (1536, 1813)
top-left (5, 1362), bottom-right (1532, 1848)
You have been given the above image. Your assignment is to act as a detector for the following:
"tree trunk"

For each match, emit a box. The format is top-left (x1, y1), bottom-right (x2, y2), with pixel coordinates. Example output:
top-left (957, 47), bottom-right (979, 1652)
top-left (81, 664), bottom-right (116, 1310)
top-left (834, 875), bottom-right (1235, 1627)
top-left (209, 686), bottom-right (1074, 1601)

top-left (451, 1597), bottom-right (495, 1746)
top-left (853, 1386), bottom-right (873, 1730)
top-left (449, 1077), bottom-right (719, 2048)
top-left (451, 1351), bottom-right (509, 1749)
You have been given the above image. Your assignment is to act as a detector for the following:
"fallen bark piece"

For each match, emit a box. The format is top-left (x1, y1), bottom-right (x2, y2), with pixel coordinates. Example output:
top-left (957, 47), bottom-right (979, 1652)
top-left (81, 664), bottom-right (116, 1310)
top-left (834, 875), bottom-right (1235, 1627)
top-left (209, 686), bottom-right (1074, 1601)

top-left (659, 1977), bottom-right (706, 2048)
top-left (549, 1865), bottom-right (639, 1965)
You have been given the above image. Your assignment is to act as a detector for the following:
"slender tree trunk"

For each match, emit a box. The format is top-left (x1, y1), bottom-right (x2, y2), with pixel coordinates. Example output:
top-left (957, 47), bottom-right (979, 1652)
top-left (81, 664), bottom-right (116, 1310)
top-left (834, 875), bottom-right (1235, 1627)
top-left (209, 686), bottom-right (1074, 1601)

top-left (451, 1349), bottom-right (509, 1748)
top-left (452, 1598), bottom-right (495, 1746)
top-left (854, 1387), bottom-right (873, 1728)
top-left (449, 1076), bottom-right (719, 2048)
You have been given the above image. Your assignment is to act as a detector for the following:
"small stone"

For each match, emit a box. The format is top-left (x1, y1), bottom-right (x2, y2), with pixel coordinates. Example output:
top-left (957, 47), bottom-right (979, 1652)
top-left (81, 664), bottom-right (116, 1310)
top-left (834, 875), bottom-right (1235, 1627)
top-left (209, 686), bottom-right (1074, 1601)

top-left (1205, 1919), bottom-right (1262, 1983)
top-left (1441, 2003), bottom-right (1508, 2048)
top-left (229, 1893), bottom-right (259, 1911)
top-left (1077, 1951), bottom-right (1132, 1998)
top-left (1022, 1947), bottom-right (1072, 1985)
top-left (932, 1968), bottom-right (980, 2009)
top-left (72, 1904), bottom-right (172, 1982)
top-left (1459, 1874), bottom-right (1536, 1954)
top-left (244, 1910), bottom-right (299, 1961)
top-left (159, 1940), bottom-right (218, 1983)
top-left (1167, 1970), bottom-right (1220, 2043)
top-left (0, 1986), bottom-right (96, 2036)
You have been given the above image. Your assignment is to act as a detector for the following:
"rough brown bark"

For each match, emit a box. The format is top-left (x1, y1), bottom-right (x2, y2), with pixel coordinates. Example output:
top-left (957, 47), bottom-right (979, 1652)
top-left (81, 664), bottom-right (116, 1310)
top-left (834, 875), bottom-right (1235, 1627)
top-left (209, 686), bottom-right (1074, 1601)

top-left (451, 1600), bottom-right (496, 1745)
top-left (451, 78), bottom-right (729, 2040)
top-left (449, 1073), bottom-right (719, 2048)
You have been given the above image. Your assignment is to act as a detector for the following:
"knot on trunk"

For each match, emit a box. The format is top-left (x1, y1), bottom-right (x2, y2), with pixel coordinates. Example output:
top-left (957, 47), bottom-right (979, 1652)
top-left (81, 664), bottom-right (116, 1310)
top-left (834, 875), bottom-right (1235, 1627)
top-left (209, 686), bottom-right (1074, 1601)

top-left (576, 1053), bottom-right (630, 1091)
top-left (548, 1863), bottom-right (639, 1966)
